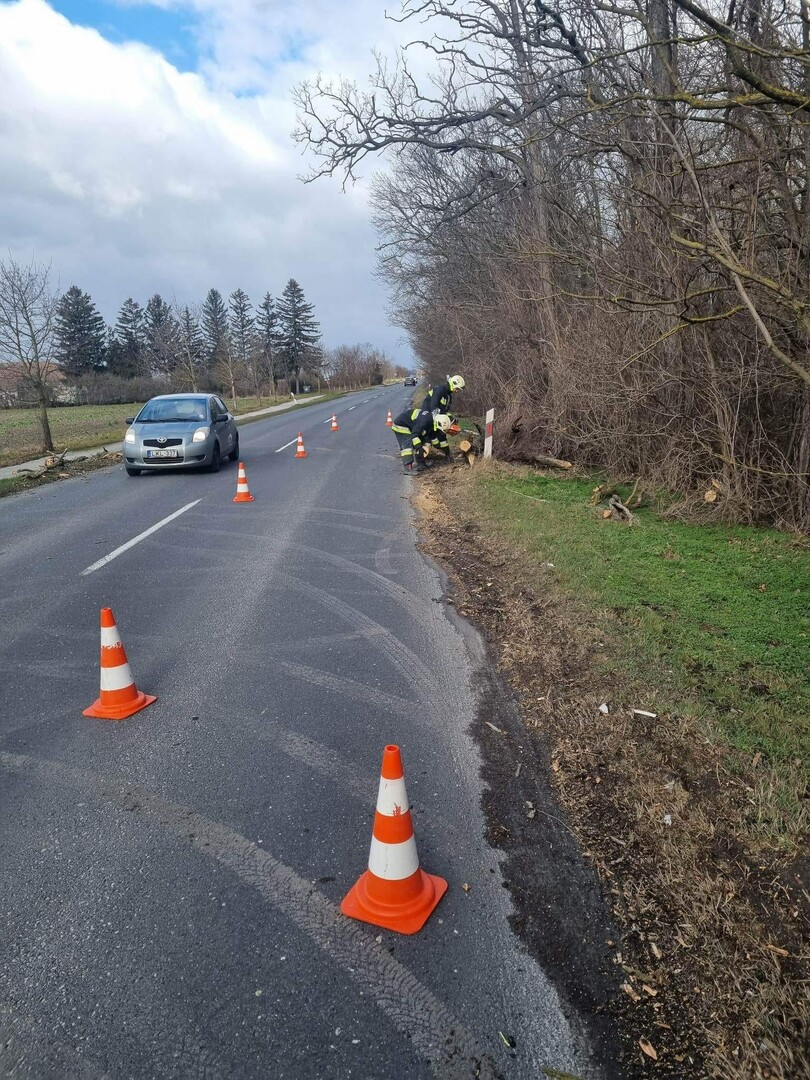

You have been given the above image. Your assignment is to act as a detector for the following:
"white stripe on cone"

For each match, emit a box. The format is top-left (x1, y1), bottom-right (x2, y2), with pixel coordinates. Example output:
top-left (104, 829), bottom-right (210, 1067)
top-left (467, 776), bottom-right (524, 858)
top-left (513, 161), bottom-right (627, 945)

top-left (100, 626), bottom-right (123, 648)
top-left (100, 662), bottom-right (136, 692)
top-left (368, 836), bottom-right (420, 880)
top-left (376, 775), bottom-right (409, 817)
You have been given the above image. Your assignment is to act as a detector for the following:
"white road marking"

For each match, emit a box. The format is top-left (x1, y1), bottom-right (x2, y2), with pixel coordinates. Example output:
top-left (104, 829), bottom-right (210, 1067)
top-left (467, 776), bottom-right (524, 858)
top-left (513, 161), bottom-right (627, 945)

top-left (348, 406), bottom-right (357, 411)
top-left (274, 438), bottom-right (298, 453)
top-left (361, 398), bottom-right (370, 403)
top-left (80, 500), bottom-right (201, 576)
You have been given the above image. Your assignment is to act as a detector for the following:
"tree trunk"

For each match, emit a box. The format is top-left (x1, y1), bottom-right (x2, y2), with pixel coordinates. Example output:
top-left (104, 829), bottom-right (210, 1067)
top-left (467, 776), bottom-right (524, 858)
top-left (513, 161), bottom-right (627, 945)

top-left (37, 384), bottom-right (54, 452)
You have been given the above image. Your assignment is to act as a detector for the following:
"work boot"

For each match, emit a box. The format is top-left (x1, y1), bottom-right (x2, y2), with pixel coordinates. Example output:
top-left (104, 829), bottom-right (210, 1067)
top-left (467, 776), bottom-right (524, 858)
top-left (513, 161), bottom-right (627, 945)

top-left (412, 458), bottom-right (426, 474)
top-left (402, 460), bottom-right (414, 475)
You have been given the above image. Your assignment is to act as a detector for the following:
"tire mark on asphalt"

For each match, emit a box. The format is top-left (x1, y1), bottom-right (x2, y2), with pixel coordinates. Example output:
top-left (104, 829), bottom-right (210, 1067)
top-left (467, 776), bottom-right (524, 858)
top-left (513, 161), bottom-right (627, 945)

top-left (272, 626), bottom-right (389, 650)
top-left (284, 576), bottom-right (443, 710)
top-left (301, 521), bottom-right (396, 540)
top-left (0, 751), bottom-right (498, 1080)
top-left (0, 1001), bottom-right (111, 1080)
top-left (273, 660), bottom-right (417, 719)
top-left (206, 708), bottom-right (462, 839)
top-left (283, 541), bottom-right (436, 626)
top-left (304, 506), bottom-right (390, 521)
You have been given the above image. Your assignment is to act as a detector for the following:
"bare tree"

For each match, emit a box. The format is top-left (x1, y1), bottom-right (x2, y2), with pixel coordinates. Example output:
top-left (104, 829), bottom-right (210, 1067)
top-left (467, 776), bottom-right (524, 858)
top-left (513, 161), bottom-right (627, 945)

top-left (0, 255), bottom-right (58, 452)
top-left (296, 0), bottom-right (810, 527)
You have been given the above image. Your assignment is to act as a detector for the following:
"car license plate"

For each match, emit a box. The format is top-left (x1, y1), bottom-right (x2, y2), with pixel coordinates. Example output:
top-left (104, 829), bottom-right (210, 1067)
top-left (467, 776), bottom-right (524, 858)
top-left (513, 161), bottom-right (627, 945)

top-left (146, 449), bottom-right (179, 459)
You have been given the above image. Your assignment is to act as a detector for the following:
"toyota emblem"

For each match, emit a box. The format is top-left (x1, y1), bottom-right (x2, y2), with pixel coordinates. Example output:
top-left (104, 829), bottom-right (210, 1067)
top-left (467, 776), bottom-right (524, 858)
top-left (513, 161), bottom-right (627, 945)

top-left (157, 437), bottom-right (167, 445)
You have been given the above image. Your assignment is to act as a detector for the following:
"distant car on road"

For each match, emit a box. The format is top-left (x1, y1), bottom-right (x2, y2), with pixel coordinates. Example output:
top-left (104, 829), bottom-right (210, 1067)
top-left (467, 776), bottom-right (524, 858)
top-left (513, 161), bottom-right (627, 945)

top-left (404, 376), bottom-right (417, 386)
top-left (123, 394), bottom-right (239, 477)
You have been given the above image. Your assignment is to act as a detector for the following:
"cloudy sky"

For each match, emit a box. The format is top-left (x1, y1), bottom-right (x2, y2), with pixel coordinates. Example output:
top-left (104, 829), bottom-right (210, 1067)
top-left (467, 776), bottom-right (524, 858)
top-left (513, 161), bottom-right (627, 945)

top-left (0, 0), bottom-right (416, 361)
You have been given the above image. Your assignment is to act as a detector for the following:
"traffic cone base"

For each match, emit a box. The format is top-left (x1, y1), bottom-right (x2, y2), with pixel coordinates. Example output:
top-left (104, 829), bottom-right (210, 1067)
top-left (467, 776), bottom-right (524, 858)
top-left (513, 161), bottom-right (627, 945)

top-left (341, 744), bottom-right (447, 934)
top-left (233, 462), bottom-right (255, 503)
top-left (84, 608), bottom-right (156, 721)
top-left (341, 867), bottom-right (447, 935)
top-left (83, 689), bottom-right (156, 721)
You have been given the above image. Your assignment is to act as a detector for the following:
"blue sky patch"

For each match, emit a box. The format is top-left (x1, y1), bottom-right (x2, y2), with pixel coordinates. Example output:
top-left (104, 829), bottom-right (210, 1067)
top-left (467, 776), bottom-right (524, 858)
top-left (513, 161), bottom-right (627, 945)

top-left (48, 0), bottom-right (200, 70)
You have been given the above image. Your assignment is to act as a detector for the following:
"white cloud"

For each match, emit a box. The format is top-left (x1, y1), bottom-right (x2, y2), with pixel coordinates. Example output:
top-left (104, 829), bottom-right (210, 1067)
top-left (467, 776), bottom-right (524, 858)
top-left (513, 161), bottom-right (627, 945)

top-left (0, 0), bottom-right (415, 359)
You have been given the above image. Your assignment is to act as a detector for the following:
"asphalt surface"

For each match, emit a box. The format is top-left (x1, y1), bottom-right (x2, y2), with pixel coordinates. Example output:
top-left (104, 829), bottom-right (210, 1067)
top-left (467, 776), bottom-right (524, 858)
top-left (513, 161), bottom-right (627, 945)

top-left (0, 386), bottom-right (601, 1079)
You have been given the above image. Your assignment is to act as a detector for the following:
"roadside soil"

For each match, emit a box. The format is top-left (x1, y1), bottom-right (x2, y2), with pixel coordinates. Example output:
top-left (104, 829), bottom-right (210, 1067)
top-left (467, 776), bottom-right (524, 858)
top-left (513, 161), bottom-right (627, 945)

top-left (414, 464), bottom-right (808, 1080)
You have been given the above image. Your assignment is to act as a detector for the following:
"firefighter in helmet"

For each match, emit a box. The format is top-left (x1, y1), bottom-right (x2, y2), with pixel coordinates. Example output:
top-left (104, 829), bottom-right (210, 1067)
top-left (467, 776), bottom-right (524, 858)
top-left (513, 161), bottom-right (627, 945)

top-left (421, 375), bottom-right (465, 459)
top-left (391, 408), bottom-right (453, 474)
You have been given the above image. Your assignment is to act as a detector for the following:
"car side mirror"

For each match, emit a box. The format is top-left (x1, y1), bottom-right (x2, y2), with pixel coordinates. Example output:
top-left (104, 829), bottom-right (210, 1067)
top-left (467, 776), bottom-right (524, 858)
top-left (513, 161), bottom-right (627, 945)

top-left (213, 414), bottom-right (227, 423)
top-left (124, 417), bottom-right (134, 424)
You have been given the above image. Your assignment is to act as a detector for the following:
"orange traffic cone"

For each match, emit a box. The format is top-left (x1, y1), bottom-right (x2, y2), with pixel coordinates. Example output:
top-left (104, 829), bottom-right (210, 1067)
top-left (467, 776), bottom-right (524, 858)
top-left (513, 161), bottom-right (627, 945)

top-left (83, 608), bottom-right (156, 721)
top-left (386, 410), bottom-right (394, 427)
top-left (341, 744), bottom-right (447, 934)
top-left (233, 461), bottom-right (255, 503)
top-left (295, 432), bottom-right (308, 459)
top-left (330, 414), bottom-right (339, 432)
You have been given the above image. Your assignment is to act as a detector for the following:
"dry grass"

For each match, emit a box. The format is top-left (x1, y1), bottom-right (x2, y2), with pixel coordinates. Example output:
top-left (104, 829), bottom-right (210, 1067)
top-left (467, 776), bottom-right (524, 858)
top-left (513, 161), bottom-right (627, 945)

top-left (416, 461), bottom-right (808, 1079)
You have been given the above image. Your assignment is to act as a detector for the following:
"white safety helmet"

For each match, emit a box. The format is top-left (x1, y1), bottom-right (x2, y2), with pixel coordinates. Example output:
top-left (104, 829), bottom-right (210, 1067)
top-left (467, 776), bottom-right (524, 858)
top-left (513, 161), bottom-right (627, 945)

top-left (448, 375), bottom-right (465, 391)
top-left (434, 413), bottom-right (452, 433)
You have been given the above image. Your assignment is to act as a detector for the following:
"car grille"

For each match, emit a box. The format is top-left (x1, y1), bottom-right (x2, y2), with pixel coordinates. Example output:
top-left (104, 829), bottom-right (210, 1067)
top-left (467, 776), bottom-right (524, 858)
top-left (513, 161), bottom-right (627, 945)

top-left (143, 438), bottom-right (183, 448)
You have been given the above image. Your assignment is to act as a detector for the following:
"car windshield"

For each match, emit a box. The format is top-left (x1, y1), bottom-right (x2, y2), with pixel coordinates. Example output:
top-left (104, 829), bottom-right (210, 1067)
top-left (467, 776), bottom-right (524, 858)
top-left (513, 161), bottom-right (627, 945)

top-left (137, 398), bottom-right (208, 423)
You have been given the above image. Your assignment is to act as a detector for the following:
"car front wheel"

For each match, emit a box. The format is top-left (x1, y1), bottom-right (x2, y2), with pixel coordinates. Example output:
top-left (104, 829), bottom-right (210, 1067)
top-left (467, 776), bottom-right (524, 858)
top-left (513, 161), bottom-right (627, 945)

top-left (125, 466), bottom-right (141, 477)
top-left (228, 437), bottom-right (239, 463)
top-left (209, 443), bottom-right (221, 472)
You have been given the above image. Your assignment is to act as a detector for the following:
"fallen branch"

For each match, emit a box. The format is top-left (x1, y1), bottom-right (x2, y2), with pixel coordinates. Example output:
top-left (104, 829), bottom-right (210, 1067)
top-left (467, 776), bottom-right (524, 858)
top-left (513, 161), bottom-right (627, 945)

top-left (607, 493), bottom-right (638, 525)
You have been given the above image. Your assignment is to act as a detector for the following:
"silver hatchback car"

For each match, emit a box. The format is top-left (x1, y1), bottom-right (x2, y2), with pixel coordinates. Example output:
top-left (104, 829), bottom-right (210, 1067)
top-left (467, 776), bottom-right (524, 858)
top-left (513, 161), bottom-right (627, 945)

top-left (123, 394), bottom-right (239, 476)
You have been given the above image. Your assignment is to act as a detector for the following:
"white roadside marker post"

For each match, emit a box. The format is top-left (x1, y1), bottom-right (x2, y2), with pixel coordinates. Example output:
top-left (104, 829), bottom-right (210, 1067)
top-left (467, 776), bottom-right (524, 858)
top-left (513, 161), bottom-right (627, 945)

top-left (483, 408), bottom-right (495, 459)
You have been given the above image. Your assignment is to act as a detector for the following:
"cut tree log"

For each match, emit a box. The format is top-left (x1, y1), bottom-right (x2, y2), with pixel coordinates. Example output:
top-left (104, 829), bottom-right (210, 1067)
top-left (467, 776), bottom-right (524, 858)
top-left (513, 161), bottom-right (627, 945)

top-left (458, 438), bottom-right (474, 465)
top-left (529, 454), bottom-right (572, 469)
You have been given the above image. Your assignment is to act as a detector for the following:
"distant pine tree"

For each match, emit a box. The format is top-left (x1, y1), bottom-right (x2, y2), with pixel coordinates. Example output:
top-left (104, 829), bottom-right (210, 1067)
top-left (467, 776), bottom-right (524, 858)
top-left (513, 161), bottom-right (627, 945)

top-left (229, 289), bottom-right (254, 365)
top-left (175, 307), bottom-right (205, 391)
top-left (144, 293), bottom-right (179, 377)
top-left (201, 288), bottom-right (230, 371)
top-left (256, 292), bottom-right (281, 389)
top-left (55, 285), bottom-right (107, 378)
top-left (229, 288), bottom-right (258, 394)
top-left (277, 279), bottom-right (321, 393)
top-left (108, 298), bottom-right (145, 379)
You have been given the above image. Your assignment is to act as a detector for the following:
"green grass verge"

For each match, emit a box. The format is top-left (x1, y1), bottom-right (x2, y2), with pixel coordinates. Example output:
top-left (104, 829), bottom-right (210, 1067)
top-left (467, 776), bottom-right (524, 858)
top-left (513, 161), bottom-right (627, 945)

top-left (469, 469), bottom-right (809, 771)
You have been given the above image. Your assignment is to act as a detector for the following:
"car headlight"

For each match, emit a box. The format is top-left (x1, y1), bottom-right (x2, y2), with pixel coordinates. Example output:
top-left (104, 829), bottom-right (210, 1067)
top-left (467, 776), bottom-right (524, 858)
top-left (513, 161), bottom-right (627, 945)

top-left (192, 426), bottom-right (210, 443)
top-left (124, 428), bottom-right (136, 444)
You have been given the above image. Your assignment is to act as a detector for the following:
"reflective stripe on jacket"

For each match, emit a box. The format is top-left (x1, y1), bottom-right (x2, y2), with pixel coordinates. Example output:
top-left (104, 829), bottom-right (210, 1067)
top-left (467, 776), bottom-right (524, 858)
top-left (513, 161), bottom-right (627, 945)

top-left (392, 407), bottom-right (434, 446)
top-left (422, 381), bottom-right (452, 415)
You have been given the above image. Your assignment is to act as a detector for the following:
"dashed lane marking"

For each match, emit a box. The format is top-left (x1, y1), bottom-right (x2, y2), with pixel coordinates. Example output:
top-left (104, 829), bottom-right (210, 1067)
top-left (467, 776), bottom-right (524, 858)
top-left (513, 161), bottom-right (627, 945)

top-left (80, 500), bottom-right (201, 576)
top-left (274, 438), bottom-right (298, 453)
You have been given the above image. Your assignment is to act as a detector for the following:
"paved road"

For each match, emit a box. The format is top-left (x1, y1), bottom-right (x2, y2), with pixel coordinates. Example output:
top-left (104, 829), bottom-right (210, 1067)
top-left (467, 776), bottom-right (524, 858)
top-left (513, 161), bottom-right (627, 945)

top-left (0, 386), bottom-right (599, 1079)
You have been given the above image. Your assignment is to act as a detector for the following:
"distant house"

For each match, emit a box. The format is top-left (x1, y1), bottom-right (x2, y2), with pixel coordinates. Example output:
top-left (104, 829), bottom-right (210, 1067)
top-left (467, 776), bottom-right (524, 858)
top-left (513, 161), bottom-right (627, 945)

top-left (0, 363), bottom-right (68, 407)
